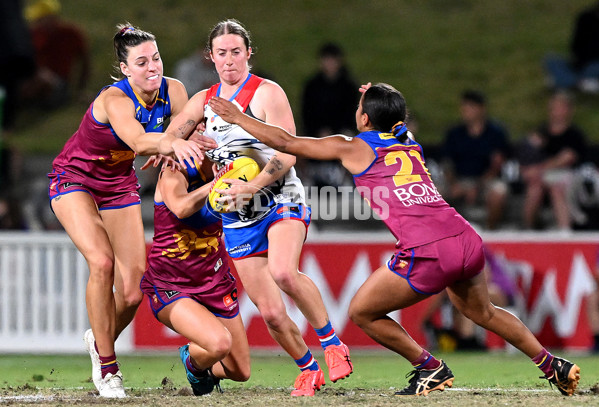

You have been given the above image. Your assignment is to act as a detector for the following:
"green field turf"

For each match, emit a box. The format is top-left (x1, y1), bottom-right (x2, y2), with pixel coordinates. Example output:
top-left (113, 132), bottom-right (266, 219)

top-left (1, 351), bottom-right (598, 406)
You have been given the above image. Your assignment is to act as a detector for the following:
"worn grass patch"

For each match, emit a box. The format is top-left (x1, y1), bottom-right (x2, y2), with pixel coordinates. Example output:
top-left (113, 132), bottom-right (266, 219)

top-left (1, 351), bottom-right (598, 406)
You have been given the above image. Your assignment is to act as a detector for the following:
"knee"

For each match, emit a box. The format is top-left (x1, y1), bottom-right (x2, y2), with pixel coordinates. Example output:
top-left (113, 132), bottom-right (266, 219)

top-left (213, 331), bottom-right (233, 360)
top-left (118, 267), bottom-right (145, 309)
top-left (259, 303), bottom-right (290, 331)
top-left (196, 331), bottom-right (233, 361)
top-left (269, 267), bottom-right (299, 294)
top-left (87, 254), bottom-right (114, 283)
top-left (229, 365), bottom-right (251, 382)
top-left (348, 298), bottom-right (367, 328)
top-left (209, 335), bottom-right (233, 361)
top-left (120, 288), bottom-right (144, 310)
top-left (461, 304), bottom-right (496, 326)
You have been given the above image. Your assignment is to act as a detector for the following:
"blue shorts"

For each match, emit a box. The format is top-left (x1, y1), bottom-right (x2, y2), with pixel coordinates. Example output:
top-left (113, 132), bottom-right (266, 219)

top-left (224, 203), bottom-right (311, 259)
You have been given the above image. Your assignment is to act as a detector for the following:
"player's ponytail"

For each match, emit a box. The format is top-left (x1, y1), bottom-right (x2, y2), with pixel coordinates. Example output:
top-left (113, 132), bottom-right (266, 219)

top-left (391, 121), bottom-right (410, 143)
top-left (391, 121), bottom-right (406, 136)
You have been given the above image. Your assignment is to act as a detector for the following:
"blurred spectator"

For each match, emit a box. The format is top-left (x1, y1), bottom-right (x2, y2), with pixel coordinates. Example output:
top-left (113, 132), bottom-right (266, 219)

top-left (571, 162), bottom-right (599, 230)
top-left (441, 90), bottom-right (511, 230)
top-left (409, 112), bottom-right (447, 190)
top-left (20, 0), bottom-right (90, 108)
top-left (544, 2), bottom-right (599, 94)
top-left (0, 192), bottom-right (25, 230)
top-left (302, 42), bottom-right (359, 139)
top-left (0, 0), bottom-right (34, 229)
top-left (519, 91), bottom-right (587, 230)
top-left (299, 42), bottom-right (359, 187)
top-left (173, 45), bottom-right (219, 97)
top-left (0, 0), bottom-right (36, 133)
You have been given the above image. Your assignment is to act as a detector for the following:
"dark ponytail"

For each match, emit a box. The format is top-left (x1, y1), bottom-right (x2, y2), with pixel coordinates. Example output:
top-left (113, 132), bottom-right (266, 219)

top-left (391, 121), bottom-right (410, 143)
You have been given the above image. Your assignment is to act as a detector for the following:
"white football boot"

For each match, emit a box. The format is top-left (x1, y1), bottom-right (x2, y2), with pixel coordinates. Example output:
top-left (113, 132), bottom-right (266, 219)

top-left (83, 329), bottom-right (102, 390)
top-left (97, 370), bottom-right (127, 398)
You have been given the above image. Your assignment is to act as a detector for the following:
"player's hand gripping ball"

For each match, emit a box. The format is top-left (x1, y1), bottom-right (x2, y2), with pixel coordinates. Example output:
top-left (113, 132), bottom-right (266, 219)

top-left (208, 157), bottom-right (260, 213)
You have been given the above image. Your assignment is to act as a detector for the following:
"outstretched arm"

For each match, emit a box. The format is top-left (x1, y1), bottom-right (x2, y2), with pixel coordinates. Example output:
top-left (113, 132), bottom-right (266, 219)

top-left (103, 85), bottom-right (214, 168)
top-left (209, 96), bottom-right (369, 172)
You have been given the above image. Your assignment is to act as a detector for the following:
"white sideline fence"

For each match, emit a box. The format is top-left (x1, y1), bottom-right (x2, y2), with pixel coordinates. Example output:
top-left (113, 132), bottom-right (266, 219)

top-left (1, 230), bottom-right (597, 354)
top-left (0, 232), bottom-right (132, 353)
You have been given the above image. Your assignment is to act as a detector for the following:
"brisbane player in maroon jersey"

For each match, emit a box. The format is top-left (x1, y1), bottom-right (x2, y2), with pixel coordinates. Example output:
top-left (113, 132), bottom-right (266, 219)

top-left (209, 82), bottom-right (580, 397)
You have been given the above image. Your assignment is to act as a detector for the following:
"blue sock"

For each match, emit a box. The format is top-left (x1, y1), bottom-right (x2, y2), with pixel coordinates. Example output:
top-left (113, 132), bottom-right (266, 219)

top-left (315, 321), bottom-right (341, 350)
top-left (295, 350), bottom-right (319, 372)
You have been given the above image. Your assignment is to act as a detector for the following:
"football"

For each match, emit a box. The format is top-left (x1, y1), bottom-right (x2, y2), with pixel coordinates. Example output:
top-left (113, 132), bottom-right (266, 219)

top-left (208, 156), bottom-right (261, 213)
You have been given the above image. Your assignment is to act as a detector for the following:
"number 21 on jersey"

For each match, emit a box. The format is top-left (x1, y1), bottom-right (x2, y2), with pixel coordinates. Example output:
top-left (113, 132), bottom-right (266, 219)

top-left (384, 149), bottom-right (430, 187)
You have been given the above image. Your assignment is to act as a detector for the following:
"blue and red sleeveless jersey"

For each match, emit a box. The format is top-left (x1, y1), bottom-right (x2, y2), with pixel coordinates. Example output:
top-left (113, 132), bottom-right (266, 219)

top-left (203, 73), bottom-right (263, 112)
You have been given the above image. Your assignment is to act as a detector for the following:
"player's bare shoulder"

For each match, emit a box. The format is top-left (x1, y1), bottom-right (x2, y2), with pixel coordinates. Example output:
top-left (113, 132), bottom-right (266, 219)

top-left (164, 77), bottom-right (189, 112)
top-left (252, 79), bottom-right (289, 109)
top-left (251, 78), bottom-right (293, 131)
top-left (165, 76), bottom-right (186, 95)
top-left (94, 86), bottom-right (133, 123)
top-left (182, 89), bottom-right (208, 121)
top-left (190, 88), bottom-right (209, 105)
top-left (255, 78), bottom-right (287, 100)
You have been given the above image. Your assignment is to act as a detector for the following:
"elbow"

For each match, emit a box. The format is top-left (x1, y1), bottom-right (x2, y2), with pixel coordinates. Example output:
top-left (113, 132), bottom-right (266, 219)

top-left (129, 137), bottom-right (155, 157)
top-left (274, 137), bottom-right (297, 161)
top-left (170, 196), bottom-right (208, 219)
top-left (285, 152), bottom-right (296, 167)
top-left (275, 150), bottom-right (296, 168)
top-left (167, 201), bottom-right (192, 219)
top-left (171, 206), bottom-right (193, 219)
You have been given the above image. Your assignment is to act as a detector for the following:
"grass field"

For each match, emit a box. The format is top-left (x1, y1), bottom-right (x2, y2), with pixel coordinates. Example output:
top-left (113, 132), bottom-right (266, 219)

top-left (2, 351), bottom-right (598, 406)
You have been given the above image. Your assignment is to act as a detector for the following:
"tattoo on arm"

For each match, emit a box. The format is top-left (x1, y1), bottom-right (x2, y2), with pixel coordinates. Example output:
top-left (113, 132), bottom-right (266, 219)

top-left (265, 157), bottom-right (284, 175)
top-left (176, 120), bottom-right (196, 138)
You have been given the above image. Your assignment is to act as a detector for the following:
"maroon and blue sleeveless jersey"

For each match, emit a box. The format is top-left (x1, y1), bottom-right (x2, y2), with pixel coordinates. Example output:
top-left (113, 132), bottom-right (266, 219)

top-left (353, 130), bottom-right (469, 249)
top-left (49, 77), bottom-right (171, 193)
top-left (145, 172), bottom-right (229, 294)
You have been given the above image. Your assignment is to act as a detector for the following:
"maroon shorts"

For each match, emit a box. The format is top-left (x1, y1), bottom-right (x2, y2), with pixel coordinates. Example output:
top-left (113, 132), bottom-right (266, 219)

top-left (140, 271), bottom-right (240, 319)
top-left (48, 171), bottom-right (140, 210)
top-left (387, 226), bottom-right (485, 295)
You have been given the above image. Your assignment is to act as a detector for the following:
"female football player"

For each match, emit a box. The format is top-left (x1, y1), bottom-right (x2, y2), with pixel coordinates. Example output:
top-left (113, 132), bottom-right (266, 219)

top-left (47, 22), bottom-right (212, 398)
top-left (209, 82), bottom-right (581, 397)
top-left (141, 158), bottom-right (250, 396)
top-left (159, 19), bottom-right (353, 396)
